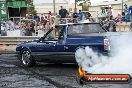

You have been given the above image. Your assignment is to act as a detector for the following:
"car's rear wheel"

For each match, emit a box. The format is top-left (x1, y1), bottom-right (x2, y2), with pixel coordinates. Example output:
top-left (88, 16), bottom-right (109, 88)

top-left (21, 49), bottom-right (36, 67)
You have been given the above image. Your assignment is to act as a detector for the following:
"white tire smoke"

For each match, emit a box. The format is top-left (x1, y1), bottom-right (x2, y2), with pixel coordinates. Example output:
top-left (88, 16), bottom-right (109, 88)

top-left (75, 32), bottom-right (132, 76)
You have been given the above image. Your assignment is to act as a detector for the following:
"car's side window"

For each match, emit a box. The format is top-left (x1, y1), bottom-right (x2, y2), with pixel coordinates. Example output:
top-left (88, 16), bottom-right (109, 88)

top-left (55, 26), bottom-right (64, 40)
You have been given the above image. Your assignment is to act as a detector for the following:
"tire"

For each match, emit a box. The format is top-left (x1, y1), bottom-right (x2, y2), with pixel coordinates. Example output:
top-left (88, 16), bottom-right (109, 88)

top-left (20, 49), bottom-right (36, 67)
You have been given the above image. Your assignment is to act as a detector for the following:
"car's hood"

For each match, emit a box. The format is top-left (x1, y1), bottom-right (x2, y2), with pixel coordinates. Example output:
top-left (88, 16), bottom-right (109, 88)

top-left (26, 39), bottom-right (39, 43)
top-left (20, 39), bottom-right (39, 45)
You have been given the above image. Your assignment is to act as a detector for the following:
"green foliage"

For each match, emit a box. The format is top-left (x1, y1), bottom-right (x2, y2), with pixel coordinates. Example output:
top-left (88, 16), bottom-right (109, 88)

top-left (76, 0), bottom-right (91, 11)
top-left (26, 0), bottom-right (37, 14)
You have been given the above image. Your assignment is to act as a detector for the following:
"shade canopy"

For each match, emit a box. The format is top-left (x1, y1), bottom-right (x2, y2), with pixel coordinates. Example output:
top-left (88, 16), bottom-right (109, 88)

top-left (7, 1), bottom-right (31, 8)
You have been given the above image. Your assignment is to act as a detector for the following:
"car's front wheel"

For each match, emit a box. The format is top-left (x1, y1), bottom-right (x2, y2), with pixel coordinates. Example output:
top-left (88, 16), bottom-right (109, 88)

top-left (21, 49), bottom-right (36, 67)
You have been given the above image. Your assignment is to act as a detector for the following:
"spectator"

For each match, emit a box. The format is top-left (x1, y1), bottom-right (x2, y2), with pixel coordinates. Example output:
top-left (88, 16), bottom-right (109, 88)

top-left (30, 22), bottom-right (35, 35)
top-left (129, 6), bottom-right (132, 25)
top-left (25, 23), bottom-right (32, 36)
top-left (47, 11), bottom-right (52, 22)
top-left (43, 16), bottom-right (48, 27)
top-left (115, 12), bottom-right (122, 22)
top-left (108, 16), bottom-right (116, 32)
top-left (59, 6), bottom-right (67, 18)
top-left (73, 8), bottom-right (79, 23)
top-left (0, 22), bottom-right (1, 36)
top-left (1, 23), bottom-right (7, 36)
top-left (29, 14), bottom-right (33, 19)
top-left (78, 10), bottom-right (84, 22)
top-left (122, 12), bottom-right (125, 21)
top-left (38, 23), bottom-right (45, 37)
top-left (46, 11), bottom-right (52, 33)
top-left (124, 4), bottom-right (130, 22)
top-left (8, 19), bottom-right (14, 31)
top-left (73, 8), bottom-right (78, 18)
top-left (34, 14), bottom-right (40, 22)
top-left (124, 4), bottom-right (129, 15)
top-left (66, 12), bottom-right (71, 18)
top-left (107, 7), bottom-right (112, 19)
top-left (56, 13), bottom-right (61, 18)
top-left (41, 14), bottom-right (45, 22)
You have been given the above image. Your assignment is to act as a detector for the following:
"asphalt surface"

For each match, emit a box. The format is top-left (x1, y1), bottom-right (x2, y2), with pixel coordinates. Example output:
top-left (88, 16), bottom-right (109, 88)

top-left (0, 54), bottom-right (132, 88)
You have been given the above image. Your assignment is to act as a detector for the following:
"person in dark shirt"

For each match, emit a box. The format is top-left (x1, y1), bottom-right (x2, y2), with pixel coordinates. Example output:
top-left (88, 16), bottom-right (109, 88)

top-left (72, 8), bottom-right (79, 23)
top-left (129, 6), bottom-right (132, 24)
top-left (34, 14), bottom-right (40, 22)
top-left (59, 6), bottom-right (67, 18)
top-left (0, 21), bottom-right (1, 35)
top-left (41, 14), bottom-right (44, 22)
top-left (73, 8), bottom-right (78, 18)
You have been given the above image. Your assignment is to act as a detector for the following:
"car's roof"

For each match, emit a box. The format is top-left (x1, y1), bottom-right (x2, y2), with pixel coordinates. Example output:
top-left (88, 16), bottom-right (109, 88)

top-left (57, 22), bottom-right (100, 26)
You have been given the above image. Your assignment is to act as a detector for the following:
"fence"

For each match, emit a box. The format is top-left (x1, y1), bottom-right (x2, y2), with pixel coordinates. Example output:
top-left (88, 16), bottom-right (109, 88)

top-left (1, 17), bottom-right (37, 36)
top-left (1, 16), bottom-right (132, 37)
top-left (50, 16), bottom-right (79, 25)
top-left (116, 22), bottom-right (132, 32)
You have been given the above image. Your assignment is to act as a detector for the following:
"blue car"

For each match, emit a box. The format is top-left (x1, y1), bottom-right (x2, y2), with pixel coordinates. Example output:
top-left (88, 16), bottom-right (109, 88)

top-left (16, 23), bottom-right (110, 67)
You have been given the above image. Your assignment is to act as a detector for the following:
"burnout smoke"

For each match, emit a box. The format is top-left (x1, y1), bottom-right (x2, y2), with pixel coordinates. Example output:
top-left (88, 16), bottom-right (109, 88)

top-left (75, 32), bottom-right (132, 75)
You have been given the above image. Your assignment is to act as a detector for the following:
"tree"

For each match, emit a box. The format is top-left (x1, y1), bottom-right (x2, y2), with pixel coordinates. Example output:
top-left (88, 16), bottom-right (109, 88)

top-left (26, 0), bottom-right (37, 15)
top-left (76, 0), bottom-right (91, 11)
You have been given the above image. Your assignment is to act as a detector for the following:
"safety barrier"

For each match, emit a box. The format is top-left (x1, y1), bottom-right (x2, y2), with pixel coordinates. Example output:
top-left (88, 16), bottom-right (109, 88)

top-left (0, 36), bottom-right (39, 52)
top-left (116, 22), bottom-right (131, 32)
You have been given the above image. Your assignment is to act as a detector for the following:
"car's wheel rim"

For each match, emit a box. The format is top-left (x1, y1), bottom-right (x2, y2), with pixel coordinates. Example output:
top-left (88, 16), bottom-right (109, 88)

top-left (22, 50), bottom-right (31, 65)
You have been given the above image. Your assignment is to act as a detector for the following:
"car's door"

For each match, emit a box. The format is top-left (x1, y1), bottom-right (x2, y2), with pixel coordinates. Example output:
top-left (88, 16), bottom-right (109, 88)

top-left (32, 26), bottom-right (66, 59)
top-left (36, 40), bottom-right (57, 53)
top-left (32, 40), bottom-right (64, 59)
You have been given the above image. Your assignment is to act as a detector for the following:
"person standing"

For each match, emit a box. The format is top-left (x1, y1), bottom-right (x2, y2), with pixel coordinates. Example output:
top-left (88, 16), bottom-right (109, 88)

top-left (41, 14), bottom-right (45, 22)
top-left (115, 12), bottom-right (122, 22)
top-left (73, 8), bottom-right (78, 18)
top-left (77, 10), bottom-right (84, 22)
top-left (124, 4), bottom-right (129, 15)
top-left (59, 6), bottom-right (67, 18)
top-left (45, 11), bottom-right (52, 33)
top-left (129, 6), bottom-right (132, 24)
top-left (0, 21), bottom-right (1, 36)
top-left (8, 19), bottom-right (14, 31)
top-left (107, 7), bottom-right (112, 19)
top-left (72, 8), bottom-right (78, 23)
top-left (47, 11), bottom-right (52, 23)
top-left (124, 4), bottom-right (130, 22)
top-left (34, 14), bottom-right (40, 22)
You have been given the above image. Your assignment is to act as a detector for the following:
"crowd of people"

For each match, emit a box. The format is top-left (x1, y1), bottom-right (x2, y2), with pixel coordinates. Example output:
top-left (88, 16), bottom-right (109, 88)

top-left (100, 4), bottom-right (132, 32)
top-left (0, 5), bottom-right (132, 36)
top-left (0, 19), bottom-right (36, 36)
top-left (1, 6), bottom-right (84, 37)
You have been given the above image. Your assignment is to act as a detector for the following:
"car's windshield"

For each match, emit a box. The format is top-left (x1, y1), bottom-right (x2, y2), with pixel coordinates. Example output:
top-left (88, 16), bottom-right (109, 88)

top-left (68, 23), bottom-right (105, 35)
top-left (43, 25), bottom-right (64, 40)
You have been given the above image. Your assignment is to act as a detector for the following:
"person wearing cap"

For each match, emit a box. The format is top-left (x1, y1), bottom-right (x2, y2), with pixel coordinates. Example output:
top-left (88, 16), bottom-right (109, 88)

top-left (59, 6), bottom-right (67, 18)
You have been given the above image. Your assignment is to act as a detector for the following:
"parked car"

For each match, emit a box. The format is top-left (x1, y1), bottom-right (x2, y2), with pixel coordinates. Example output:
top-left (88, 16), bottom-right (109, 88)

top-left (16, 23), bottom-right (110, 67)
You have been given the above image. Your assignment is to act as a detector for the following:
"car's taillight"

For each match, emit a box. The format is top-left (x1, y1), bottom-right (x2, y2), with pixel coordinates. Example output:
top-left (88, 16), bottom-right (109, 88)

top-left (104, 38), bottom-right (110, 50)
